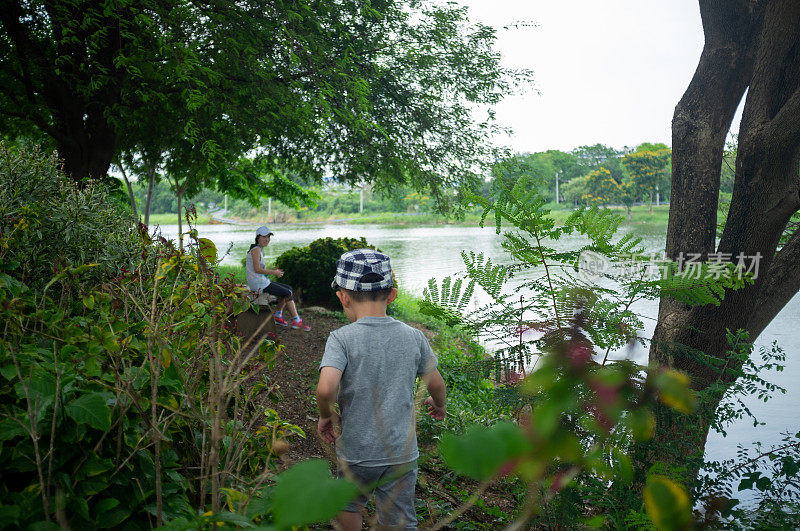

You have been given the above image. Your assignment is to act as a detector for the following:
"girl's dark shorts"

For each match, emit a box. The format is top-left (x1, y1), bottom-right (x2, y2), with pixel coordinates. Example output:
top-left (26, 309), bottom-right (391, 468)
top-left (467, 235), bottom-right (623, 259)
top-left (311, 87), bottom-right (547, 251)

top-left (262, 282), bottom-right (293, 299)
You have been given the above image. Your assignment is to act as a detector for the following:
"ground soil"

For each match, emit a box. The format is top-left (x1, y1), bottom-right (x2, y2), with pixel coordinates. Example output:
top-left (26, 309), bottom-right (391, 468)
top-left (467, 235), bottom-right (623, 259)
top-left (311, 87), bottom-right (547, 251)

top-left (266, 307), bottom-right (344, 465)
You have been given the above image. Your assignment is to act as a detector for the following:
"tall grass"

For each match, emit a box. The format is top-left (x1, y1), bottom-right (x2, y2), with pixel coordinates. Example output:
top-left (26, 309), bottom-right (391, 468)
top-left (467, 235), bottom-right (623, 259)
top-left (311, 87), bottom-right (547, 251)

top-left (216, 264), bottom-right (246, 284)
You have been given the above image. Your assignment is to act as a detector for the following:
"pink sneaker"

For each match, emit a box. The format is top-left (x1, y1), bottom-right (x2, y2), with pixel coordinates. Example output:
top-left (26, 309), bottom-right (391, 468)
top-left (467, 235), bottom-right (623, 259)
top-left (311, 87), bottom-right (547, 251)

top-left (273, 315), bottom-right (289, 327)
top-left (291, 319), bottom-right (311, 331)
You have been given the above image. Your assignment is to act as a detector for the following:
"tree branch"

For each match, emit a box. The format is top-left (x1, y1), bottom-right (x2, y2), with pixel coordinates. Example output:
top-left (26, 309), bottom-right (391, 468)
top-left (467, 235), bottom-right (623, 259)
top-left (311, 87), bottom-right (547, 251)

top-left (665, 1), bottom-right (766, 258)
top-left (747, 224), bottom-right (800, 338)
top-left (0, 105), bottom-right (66, 144)
top-left (764, 86), bottom-right (800, 150)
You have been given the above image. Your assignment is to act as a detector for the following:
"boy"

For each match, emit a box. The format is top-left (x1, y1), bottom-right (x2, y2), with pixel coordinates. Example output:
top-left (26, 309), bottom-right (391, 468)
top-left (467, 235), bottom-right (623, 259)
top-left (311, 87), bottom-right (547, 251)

top-left (316, 249), bottom-right (447, 530)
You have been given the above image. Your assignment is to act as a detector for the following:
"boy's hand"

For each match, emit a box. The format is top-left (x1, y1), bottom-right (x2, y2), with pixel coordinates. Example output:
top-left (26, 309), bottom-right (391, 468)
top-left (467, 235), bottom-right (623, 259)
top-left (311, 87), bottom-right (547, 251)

top-left (318, 412), bottom-right (341, 443)
top-left (424, 397), bottom-right (446, 420)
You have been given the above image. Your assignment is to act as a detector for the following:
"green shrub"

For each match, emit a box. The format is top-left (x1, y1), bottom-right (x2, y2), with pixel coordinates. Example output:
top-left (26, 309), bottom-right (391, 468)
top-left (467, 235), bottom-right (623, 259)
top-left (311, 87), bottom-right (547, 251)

top-left (0, 243), bottom-right (295, 528)
top-left (275, 236), bottom-right (383, 308)
top-left (0, 143), bottom-right (140, 290)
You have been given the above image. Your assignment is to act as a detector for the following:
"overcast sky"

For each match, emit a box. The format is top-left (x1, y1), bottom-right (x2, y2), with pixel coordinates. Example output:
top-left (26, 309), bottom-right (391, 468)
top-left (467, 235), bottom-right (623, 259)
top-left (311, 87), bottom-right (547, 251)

top-left (457, 1), bottom-right (721, 154)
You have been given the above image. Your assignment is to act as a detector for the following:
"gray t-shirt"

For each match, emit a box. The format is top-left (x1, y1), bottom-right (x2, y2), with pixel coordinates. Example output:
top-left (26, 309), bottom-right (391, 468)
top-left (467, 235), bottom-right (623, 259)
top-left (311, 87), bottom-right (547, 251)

top-left (320, 316), bottom-right (437, 466)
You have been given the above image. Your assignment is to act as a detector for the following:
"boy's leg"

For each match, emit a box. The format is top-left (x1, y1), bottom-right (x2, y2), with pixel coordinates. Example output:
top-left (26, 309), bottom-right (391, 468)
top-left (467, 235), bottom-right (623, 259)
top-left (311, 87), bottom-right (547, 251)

top-left (374, 463), bottom-right (418, 530)
top-left (337, 464), bottom-right (383, 530)
top-left (336, 511), bottom-right (363, 531)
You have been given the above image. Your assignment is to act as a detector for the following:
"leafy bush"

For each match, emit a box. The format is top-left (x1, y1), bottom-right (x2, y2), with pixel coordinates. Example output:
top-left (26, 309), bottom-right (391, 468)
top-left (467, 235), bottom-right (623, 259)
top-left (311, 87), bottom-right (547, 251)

top-left (0, 240), bottom-right (303, 528)
top-left (275, 236), bottom-right (383, 308)
top-left (0, 149), bottom-right (311, 528)
top-left (0, 143), bottom-right (140, 291)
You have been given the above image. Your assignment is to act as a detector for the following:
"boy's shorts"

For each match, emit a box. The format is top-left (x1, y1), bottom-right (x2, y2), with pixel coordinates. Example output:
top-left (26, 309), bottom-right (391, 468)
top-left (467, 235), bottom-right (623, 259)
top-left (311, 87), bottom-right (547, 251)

top-left (338, 461), bottom-right (418, 529)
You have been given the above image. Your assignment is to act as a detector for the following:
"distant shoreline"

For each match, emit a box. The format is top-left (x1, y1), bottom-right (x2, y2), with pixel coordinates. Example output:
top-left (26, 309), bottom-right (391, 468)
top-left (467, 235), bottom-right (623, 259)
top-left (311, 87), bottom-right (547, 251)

top-left (145, 205), bottom-right (672, 229)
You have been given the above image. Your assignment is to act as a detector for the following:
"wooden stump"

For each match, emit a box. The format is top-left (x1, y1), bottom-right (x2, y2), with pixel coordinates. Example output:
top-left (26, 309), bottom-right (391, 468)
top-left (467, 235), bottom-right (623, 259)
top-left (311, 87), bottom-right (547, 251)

top-left (235, 293), bottom-right (278, 354)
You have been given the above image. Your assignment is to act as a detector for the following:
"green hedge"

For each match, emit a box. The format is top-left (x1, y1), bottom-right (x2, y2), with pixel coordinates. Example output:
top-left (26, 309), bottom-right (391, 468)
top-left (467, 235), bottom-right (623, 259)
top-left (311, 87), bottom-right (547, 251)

top-left (275, 237), bottom-right (381, 308)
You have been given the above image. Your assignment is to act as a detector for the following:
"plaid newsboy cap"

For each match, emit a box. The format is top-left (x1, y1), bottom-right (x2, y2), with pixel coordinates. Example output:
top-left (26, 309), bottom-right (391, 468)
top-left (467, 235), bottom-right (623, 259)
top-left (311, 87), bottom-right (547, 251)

top-left (331, 249), bottom-right (394, 292)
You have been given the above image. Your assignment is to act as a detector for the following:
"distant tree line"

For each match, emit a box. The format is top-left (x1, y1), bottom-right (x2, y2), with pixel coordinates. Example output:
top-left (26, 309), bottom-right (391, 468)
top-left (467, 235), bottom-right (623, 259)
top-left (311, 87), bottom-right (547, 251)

top-left (487, 141), bottom-right (740, 217)
top-left (132, 180), bottom-right (434, 219)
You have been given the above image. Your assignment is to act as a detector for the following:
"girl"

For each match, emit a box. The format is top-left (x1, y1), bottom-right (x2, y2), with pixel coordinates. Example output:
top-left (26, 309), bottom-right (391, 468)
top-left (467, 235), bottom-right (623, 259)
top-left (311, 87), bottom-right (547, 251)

top-left (246, 226), bottom-right (310, 331)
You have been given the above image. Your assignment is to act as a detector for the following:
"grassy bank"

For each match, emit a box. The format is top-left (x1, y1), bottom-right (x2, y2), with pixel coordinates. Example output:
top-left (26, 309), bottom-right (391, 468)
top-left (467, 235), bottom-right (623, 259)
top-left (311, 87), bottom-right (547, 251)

top-left (201, 204), bottom-right (671, 228)
top-left (144, 212), bottom-right (213, 225)
top-left (223, 210), bottom-right (487, 226)
top-left (217, 263), bottom-right (247, 285)
top-left (341, 212), bottom-right (484, 225)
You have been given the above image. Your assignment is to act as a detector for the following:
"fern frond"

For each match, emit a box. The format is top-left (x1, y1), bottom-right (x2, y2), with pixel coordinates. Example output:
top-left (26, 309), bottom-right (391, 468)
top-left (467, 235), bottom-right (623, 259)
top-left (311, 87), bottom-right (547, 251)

top-left (651, 263), bottom-right (755, 307)
top-left (423, 276), bottom-right (476, 315)
top-left (462, 251), bottom-right (511, 299)
top-left (565, 205), bottom-right (624, 246)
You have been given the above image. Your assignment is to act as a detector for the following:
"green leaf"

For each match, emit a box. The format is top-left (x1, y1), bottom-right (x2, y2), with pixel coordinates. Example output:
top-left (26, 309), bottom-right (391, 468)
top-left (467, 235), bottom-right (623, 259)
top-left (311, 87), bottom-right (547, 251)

top-left (653, 370), bottom-right (696, 414)
top-left (69, 496), bottom-right (90, 521)
top-left (60, 345), bottom-right (79, 357)
top-left (198, 238), bottom-right (217, 264)
top-left (94, 498), bottom-right (129, 528)
top-left (0, 419), bottom-right (27, 441)
top-left (26, 522), bottom-right (59, 531)
top-left (94, 498), bottom-right (120, 513)
top-left (83, 294), bottom-right (95, 309)
top-left (0, 364), bottom-right (17, 380)
top-left (14, 373), bottom-right (56, 404)
top-left (65, 392), bottom-right (111, 431)
top-left (246, 491), bottom-right (273, 518)
top-left (643, 475), bottom-right (691, 531)
top-left (532, 398), bottom-right (564, 438)
top-left (152, 517), bottom-right (202, 531)
top-left (440, 422), bottom-right (531, 480)
top-left (781, 456), bottom-right (800, 478)
top-left (626, 408), bottom-right (656, 441)
top-left (82, 357), bottom-right (102, 378)
top-left (0, 505), bottom-right (21, 527)
top-left (755, 476), bottom-right (771, 491)
top-left (738, 472), bottom-right (760, 491)
top-left (96, 509), bottom-right (130, 529)
top-left (610, 447), bottom-right (633, 483)
top-left (78, 477), bottom-right (110, 496)
top-left (82, 454), bottom-right (113, 477)
top-left (272, 459), bottom-right (359, 528)
top-left (205, 511), bottom-right (254, 528)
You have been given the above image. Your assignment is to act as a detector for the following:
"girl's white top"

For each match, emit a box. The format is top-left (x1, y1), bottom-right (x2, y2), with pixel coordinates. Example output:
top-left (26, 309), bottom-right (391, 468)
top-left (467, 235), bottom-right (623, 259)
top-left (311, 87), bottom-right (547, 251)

top-left (245, 246), bottom-right (270, 293)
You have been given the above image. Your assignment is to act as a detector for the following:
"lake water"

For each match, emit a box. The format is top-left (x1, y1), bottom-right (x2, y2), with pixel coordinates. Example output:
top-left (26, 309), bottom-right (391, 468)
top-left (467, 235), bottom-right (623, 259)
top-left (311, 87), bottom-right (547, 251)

top-left (160, 221), bottom-right (799, 474)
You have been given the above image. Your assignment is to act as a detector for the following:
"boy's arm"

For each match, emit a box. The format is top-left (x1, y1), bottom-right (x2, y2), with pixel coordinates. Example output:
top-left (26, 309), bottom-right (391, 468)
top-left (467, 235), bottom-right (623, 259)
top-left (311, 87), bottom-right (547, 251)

top-left (421, 369), bottom-right (446, 420)
top-left (316, 366), bottom-right (343, 442)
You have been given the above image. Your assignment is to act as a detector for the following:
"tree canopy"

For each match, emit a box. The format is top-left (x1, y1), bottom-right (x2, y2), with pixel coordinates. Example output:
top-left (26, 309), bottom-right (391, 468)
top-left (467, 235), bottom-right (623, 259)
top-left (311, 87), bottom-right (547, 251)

top-left (622, 148), bottom-right (670, 211)
top-left (0, 0), bottom-right (527, 209)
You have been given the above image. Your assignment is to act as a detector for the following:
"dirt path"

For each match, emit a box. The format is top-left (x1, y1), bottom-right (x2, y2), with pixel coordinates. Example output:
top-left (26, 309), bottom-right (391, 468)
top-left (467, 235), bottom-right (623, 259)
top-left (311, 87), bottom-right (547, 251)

top-left (266, 307), bottom-right (343, 465)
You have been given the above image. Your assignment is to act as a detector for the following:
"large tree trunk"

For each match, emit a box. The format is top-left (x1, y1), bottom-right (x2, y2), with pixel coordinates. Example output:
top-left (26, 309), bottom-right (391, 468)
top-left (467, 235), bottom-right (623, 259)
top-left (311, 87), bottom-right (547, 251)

top-left (1, 0), bottom-right (123, 183)
top-left (644, 0), bottom-right (800, 489)
top-left (55, 113), bottom-right (116, 182)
